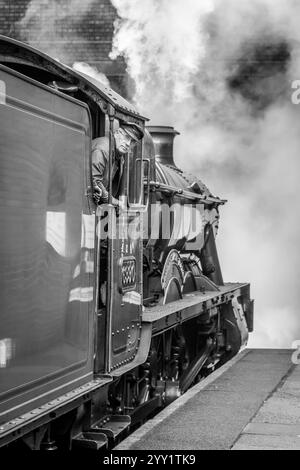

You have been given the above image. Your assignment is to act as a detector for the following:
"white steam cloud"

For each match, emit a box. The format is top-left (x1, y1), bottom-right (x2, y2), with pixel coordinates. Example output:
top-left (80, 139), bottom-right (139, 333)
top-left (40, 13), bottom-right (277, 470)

top-left (17, 1), bottom-right (111, 94)
top-left (110, 0), bottom-right (214, 105)
top-left (73, 62), bottom-right (110, 88)
top-left (111, 0), bottom-right (300, 348)
top-left (16, 0), bottom-right (95, 63)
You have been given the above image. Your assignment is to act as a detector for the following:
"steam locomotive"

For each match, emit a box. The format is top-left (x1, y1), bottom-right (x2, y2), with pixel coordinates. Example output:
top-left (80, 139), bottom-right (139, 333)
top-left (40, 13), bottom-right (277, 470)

top-left (0, 35), bottom-right (253, 450)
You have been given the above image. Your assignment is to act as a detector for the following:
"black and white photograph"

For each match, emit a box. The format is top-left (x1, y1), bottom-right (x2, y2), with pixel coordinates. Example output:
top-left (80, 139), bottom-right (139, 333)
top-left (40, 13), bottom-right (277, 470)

top-left (0, 0), bottom-right (300, 454)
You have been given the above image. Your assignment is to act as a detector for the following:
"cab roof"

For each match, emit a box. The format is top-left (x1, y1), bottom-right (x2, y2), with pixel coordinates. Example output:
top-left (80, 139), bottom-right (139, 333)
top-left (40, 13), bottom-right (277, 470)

top-left (0, 35), bottom-right (147, 123)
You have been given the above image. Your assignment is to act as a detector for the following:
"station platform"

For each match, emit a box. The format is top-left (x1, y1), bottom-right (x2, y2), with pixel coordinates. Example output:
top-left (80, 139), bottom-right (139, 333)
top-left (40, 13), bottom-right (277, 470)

top-left (115, 349), bottom-right (299, 450)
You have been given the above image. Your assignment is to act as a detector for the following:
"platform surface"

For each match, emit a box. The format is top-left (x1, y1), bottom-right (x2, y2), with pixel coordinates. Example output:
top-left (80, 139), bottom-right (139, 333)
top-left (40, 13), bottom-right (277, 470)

top-left (115, 349), bottom-right (297, 450)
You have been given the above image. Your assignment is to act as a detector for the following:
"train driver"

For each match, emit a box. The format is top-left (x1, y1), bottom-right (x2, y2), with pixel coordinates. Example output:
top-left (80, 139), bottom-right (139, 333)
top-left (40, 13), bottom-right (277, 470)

top-left (92, 121), bottom-right (144, 207)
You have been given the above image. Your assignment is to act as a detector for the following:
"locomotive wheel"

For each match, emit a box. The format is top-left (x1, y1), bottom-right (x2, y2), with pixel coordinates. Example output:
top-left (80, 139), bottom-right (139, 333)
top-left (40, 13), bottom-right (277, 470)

top-left (160, 250), bottom-right (201, 304)
top-left (160, 249), bottom-right (184, 304)
top-left (182, 271), bottom-right (197, 295)
top-left (148, 326), bottom-right (191, 407)
top-left (162, 277), bottom-right (182, 304)
top-left (147, 251), bottom-right (217, 406)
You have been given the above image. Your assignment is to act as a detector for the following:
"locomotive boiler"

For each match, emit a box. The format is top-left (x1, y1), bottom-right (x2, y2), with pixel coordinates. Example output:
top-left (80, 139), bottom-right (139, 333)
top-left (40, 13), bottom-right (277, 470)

top-left (0, 35), bottom-right (253, 450)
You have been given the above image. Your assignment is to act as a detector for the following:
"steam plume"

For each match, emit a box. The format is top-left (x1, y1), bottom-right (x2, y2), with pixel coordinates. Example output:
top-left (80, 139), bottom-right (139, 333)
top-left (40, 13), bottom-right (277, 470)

top-left (111, 0), bottom-right (300, 348)
top-left (72, 62), bottom-right (110, 87)
top-left (16, 0), bottom-right (95, 63)
top-left (17, 2), bottom-right (111, 91)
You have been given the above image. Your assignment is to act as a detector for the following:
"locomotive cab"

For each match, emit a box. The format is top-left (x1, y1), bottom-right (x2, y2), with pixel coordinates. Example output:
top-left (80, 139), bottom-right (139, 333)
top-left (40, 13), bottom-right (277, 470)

top-left (0, 34), bottom-right (147, 427)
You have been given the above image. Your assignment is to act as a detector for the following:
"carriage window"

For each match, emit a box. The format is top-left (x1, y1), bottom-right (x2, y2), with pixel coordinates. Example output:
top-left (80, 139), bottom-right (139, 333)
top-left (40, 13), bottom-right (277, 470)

top-left (128, 141), bottom-right (143, 205)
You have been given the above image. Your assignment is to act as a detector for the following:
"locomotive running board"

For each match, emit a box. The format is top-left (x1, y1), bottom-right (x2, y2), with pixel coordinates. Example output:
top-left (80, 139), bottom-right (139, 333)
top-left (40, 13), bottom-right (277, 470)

top-left (143, 282), bottom-right (250, 336)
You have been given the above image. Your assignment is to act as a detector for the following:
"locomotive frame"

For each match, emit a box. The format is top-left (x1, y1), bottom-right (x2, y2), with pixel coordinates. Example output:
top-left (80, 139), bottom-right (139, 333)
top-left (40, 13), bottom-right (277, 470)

top-left (0, 36), bottom-right (253, 450)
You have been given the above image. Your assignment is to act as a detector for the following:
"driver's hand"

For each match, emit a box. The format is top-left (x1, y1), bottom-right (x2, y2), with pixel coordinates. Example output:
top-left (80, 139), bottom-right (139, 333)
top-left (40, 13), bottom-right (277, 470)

top-left (93, 185), bottom-right (102, 204)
